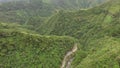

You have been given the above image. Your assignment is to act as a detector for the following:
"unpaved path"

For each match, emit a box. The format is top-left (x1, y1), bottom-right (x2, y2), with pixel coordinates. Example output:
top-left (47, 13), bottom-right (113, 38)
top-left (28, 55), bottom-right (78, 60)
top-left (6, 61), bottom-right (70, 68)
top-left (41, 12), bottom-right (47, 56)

top-left (60, 44), bottom-right (78, 68)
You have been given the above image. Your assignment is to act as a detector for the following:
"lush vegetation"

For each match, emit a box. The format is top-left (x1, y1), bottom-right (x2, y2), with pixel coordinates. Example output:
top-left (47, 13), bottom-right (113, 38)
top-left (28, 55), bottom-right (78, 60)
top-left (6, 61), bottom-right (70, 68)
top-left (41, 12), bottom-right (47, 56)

top-left (37, 0), bottom-right (120, 67)
top-left (0, 22), bottom-right (78, 68)
top-left (0, 0), bottom-right (120, 68)
top-left (0, 0), bottom-right (54, 30)
top-left (0, 0), bottom-right (108, 30)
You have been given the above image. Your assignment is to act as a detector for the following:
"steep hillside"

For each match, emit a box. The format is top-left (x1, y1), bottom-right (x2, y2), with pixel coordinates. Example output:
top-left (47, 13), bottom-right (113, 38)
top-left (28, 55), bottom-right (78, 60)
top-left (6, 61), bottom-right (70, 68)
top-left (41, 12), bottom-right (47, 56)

top-left (37, 0), bottom-right (120, 67)
top-left (38, 0), bottom-right (120, 47)
top-left (0, 0), bottom-right (109, 27)
top-left (0, 22), bottom-right (78, 68)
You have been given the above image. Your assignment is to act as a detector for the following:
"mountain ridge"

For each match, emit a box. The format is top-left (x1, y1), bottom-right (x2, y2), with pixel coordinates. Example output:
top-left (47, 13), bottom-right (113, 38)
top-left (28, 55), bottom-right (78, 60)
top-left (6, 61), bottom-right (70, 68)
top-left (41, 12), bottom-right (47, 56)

top-left (36, 0), bottom-right (120, 67)
top-left (0, 0), bottom-right (119, 68)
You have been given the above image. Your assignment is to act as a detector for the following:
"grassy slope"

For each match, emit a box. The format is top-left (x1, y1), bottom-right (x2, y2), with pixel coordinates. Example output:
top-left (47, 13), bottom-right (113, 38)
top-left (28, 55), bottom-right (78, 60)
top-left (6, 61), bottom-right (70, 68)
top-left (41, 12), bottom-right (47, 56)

top-left (38, 0), bottom-right (120, 67)
top-left (0, 23), bottom-right (78, 68)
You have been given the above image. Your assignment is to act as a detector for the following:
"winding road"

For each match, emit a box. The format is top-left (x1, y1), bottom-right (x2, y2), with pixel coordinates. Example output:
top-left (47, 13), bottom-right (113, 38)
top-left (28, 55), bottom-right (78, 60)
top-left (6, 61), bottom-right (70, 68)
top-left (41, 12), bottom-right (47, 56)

top-left (60, 44), bottom-right (78, 68)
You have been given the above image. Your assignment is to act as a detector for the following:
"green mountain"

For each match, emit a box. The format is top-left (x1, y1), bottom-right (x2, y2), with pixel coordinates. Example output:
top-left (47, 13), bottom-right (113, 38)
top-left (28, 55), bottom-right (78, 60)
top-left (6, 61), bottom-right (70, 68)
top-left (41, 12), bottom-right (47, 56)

top-left (0, 22), bottom-right (78, 68)
top-left (38, 0), bottom-right (119, 37)
top-left (37, 0), bottom-right (120, 67)
top-left (0, 0), bottom-right (108, 27)
top-left (0, 0), bottom-right (120, 68)
top-left (0, 0), bottom-right (54, 29)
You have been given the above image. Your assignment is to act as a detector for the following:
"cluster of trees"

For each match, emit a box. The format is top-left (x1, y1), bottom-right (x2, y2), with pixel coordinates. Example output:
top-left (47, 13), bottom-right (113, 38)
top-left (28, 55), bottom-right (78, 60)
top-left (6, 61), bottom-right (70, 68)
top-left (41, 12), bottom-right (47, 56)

top-left (0, 25), bottom-right (77, 68)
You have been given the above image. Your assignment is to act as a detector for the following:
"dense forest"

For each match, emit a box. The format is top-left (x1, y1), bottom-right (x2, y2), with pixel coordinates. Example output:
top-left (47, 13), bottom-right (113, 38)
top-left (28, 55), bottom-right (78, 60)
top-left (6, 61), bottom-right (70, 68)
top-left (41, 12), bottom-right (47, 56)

top-left (0, 0), bottom-right (120, 68)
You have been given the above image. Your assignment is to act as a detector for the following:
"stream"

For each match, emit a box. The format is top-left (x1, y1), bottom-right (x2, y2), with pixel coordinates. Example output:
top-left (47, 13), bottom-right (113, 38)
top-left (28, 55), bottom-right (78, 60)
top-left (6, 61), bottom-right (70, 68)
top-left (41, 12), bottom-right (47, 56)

top-left (60, 44), bottom-right (78, 68)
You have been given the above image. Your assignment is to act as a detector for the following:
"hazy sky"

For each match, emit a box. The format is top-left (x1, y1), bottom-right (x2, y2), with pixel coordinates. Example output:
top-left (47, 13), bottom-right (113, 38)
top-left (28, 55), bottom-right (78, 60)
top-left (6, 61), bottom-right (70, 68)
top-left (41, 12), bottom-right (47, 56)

top-left (0, 0), bottom-right (21, 2)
